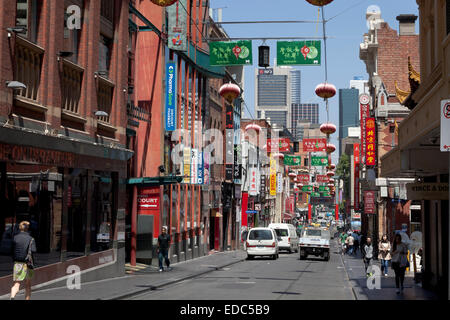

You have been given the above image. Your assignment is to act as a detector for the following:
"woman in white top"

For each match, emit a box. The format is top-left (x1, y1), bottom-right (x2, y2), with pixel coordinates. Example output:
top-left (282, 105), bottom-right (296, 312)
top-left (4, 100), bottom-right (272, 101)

top-left (391, 233), bottom-right (409, 294)
top-left (378, 235), bottom-right (391, 277)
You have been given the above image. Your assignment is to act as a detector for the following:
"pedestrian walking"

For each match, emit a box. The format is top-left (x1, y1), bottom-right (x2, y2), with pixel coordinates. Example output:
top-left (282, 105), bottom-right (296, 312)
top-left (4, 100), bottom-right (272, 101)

top-left (10, 221), bottom-right (36, 300)
top-left (391, 233), bottom-right (409, 294)
top-left (353, 233), bottom-right (359, 256)
top-left (359, 234), bottom-right (366, 255)
top-left (157, 226), bottom-right (171, 272)
top-left (362, 237), bottom-right (374, 277)
top-left (378, 234), bottom-right (391, 276)
top-left (346, 233), bottom-right (354, 255)
top-left (339, 232), bottom-right (347, 255)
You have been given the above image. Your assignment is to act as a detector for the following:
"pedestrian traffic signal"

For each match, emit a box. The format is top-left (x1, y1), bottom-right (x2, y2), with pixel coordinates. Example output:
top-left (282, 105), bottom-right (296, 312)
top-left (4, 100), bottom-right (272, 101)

top-left (258, 46), bottom-right (270, 68)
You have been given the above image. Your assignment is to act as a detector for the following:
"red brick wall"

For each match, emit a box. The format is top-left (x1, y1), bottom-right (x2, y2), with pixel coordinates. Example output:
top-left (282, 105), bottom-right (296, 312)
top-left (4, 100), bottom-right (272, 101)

top-left (0, 0), bottom-right (130, 145)
top-left (376, 22), bottom-right (420, 97)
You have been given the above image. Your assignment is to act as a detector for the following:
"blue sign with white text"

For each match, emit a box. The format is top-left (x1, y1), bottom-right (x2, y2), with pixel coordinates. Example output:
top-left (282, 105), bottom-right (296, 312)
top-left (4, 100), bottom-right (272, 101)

top-left (198, 152), bottom-right (204, 185)
top-left (165, 62), bottom-right (177, 131)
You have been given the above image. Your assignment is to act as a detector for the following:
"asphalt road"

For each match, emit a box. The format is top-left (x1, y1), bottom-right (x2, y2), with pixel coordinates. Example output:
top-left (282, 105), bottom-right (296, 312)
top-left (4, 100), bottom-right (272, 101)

top-left (128, 241), bottom-right (355, 300)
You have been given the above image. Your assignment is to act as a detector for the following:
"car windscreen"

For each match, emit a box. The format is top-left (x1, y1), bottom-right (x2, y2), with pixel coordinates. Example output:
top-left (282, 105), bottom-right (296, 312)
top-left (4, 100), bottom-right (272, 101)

top-left (274, 229), bottom-right (289, 237)
top-left (248, 230), bottom-right (273, 240)
top-left (305, 229), bottom-right (321, 237)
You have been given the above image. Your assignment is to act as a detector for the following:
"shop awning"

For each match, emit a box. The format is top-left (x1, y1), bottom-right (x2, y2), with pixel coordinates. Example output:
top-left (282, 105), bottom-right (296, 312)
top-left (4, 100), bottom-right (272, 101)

top-left (127, 176), bottom-right (182, 186)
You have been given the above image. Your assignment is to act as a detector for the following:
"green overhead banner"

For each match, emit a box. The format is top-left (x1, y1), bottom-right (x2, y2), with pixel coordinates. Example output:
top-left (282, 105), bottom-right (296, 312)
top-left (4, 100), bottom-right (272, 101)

top-left (277, 40), bottom-right (321, 66)
top-left (311, 192), bottom-right (321, 197)
top-left (284, 155), bottom-right (301, 166)
top-left (311, 156), bottom-right (328, 166)
top-left (319, 186), bottom-right (330, 192)
top-left (321, 192), bottom-right (331, 197)
top-left (209, 40), bottom-right (253, 66)
top-left (302, 185), bottom-right (313, 192)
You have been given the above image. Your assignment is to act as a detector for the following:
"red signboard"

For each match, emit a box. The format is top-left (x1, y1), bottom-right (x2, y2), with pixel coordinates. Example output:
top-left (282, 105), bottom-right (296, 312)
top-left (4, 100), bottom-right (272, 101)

top-left (364, 191), bottom-right (375, 214)
top-left (365, 117), bottom-right (376, 166)
top-left (354, 144), bottom-right (360, 210)
top-left (360, 103), bottom-right (370, 159)
top-left (138, 194), bottom-right (160, 210)
top-left (297, 174), bottom-right (310, 184)
top-left (302, 138), bottom-right (327, 152)
top-left (137, 186), bottom-right (161, 238)
top-left (316, 175), bottom-right (329, 183)
top-left (267, 138), bottom-right (291, 152)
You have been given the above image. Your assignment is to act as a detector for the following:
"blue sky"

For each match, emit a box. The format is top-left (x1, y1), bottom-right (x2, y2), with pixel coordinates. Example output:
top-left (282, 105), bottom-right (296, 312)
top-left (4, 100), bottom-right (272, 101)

top-left (209, 0), bottom-right (419, 163)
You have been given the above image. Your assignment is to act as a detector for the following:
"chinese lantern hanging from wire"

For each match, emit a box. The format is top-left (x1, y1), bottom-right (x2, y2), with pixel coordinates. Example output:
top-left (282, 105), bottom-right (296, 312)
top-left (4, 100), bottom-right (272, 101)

top-left (305, 0), bottom-right (334, 6)
top-left (150, 0), bottom-right (178, 6)
top-left (219, 82), bottom-right (241, 103)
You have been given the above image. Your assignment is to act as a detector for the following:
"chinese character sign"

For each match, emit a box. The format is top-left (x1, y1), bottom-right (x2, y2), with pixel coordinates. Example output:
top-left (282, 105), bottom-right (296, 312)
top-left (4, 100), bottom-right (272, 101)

top-left (353, 143), bottom-right (360, 165)
top-left (302, 138), bottom-right (326, 152)
top-left (365, 117), bottom-right (376, 166)
top-left (210, 40), bottom-right (253, 66)
top-left (270, 156), bottom-right (277, 196)
top-left (316, 175), bottom-right (329, 183)
top-left (360, 104), bottom-right (370, 158)
top-left (249, 168), bottom-right (258, 196)
top-left (284, 155), bottom-right (301, 166)
top-left (277, 41), bottom-right (321, 66)
top-left (364, 191), bottom-right (375, 214)
top-left (267, 138), bottom-right (291, 152)
top-left (297, 174), bottom-right (310, 184)
top-left (311, 156), bottom-right (328, 166)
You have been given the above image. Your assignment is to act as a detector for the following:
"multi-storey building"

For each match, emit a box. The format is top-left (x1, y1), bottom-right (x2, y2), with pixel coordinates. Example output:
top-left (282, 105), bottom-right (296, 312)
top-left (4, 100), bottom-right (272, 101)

top-left (339, 88), bottom-right (359, 156)
top-left (0, 0), bottom-right (133, 295)
top-left (290, 69), bottom-right (301, 105)
top-left (291, 103), bottom-right (319, 141)
top-left (381, 0), bottom-right (449, 298)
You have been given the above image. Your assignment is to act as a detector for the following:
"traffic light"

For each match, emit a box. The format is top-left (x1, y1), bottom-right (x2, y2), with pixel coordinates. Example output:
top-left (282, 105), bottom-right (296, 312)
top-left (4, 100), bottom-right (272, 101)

top-left (258, 46), bottom-right (270, 68)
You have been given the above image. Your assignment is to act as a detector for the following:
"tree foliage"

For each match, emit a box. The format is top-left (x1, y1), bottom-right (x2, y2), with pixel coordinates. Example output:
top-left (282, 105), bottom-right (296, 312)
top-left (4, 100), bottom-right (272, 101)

top-left (336, 153), bottom-right (350, 199)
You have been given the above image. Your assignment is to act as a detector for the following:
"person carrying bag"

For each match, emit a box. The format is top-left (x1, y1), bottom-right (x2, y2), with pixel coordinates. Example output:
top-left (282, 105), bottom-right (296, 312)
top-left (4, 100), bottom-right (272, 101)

top-left (391, 233), bottom-right (409, 294)
top-left (10, 221), bottom-right (36, 300)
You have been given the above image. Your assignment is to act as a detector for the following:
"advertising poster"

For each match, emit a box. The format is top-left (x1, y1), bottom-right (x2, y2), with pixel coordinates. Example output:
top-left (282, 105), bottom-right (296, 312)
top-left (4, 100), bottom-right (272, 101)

top-left (302, 138), bottom-right (327, 152)
top-left (165, 62), bottom-right (177, 131)
top-left (167, 0), bottom-right (187, 52)
top-left (210, 40), bottom-right (252, 66)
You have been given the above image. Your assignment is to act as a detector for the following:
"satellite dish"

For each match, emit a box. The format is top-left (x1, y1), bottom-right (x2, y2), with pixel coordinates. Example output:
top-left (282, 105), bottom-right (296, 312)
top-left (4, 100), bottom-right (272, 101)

top-left (366, 5), bottom-right (381, 29)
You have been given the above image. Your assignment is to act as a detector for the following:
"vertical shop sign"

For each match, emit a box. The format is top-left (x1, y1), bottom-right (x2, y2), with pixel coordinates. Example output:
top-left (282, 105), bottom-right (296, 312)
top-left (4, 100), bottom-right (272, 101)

top-left (270, 156), bottom-right (277, 196)
top-left (197, 151), bottom-right (203, 185)
top-left (441, 100), bottom-right (450, 151)
top-left (165, 62), bottom-right (177, 131)
top-left (359, 94), bottom-right (370, 160)
top-left (249, 168), bottom-right (258, 196)
top-left (203, 152), bottom-right (210, 185)
top-left (167, 0), bottom-right (187, 52)
top-left (183, 147), bottom-right (191, 183)
top-left (364, 191), bottom-right (375, 214)
top-left (191, 149), bottom-right (198, 184)
top-left (365, 117), bottom-right (376, 166)
top-left (260, 175), bottom-right (266, 197)
top-left (354, 143), bottom-right (360, 210)
top-left (277, 173), bottom-right (283, 193)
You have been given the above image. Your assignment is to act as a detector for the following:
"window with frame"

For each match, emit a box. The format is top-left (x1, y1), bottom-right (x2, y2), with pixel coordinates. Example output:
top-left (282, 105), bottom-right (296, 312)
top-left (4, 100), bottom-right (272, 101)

top-left (99, 35), bottom-right (112, 76)
top-left (16, 0), bottom-right (39, 43)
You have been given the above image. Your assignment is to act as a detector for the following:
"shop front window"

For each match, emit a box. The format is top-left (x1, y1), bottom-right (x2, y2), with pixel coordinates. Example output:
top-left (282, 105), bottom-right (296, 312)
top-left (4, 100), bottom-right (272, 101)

top-left (91, 171), bottom-right (116, 253)
top-left (66, 168), bottom-right (87, 258)
top-left (0, 163), bottom-right (63, 277)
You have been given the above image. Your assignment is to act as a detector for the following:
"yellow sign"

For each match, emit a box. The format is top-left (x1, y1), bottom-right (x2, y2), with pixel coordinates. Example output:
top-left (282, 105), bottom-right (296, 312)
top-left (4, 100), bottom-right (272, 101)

top-left (183, 147), bottom-right (191, 183)
top-left (270, 156), bottom-right (277, 196)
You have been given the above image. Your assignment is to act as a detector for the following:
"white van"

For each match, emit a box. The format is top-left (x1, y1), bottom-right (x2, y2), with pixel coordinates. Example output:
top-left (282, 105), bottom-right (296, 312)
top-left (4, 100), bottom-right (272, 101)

top-left (268, 223), bottom-right (299, 253)
top-left (246, 227), bottom-right (279, 260)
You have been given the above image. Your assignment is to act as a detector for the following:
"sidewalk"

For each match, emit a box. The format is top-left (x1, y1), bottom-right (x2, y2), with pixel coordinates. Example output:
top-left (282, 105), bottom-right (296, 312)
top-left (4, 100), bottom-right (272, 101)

top-left (0, 250), bottom-right (247, 300)
top-left (339, 241), bottom-right (438, 300)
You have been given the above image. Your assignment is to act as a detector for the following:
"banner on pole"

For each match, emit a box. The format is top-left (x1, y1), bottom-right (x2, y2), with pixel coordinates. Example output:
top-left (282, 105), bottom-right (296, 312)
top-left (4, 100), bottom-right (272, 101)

top-left (277, 41), bottom-right (321, 66)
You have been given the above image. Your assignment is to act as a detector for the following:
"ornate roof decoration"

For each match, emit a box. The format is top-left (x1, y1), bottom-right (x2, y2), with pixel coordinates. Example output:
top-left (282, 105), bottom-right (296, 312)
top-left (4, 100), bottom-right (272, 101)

top-left (394, 56), bottom-right (420, 110)
top-left (395, 81), bottom-right (410, 104)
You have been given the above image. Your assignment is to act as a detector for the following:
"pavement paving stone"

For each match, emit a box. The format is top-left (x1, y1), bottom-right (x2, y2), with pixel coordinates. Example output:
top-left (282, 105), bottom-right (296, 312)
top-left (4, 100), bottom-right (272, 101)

top-left (0, 250), bottom-right (247, 300)
top-left (338, 240), bottom-right (438, 300)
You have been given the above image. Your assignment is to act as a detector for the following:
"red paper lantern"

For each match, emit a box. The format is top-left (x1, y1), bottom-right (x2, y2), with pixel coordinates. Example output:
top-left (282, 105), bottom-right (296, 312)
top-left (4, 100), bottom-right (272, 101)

top-left (245, 123), bottom-right (262, 133)
top-left (320, 123), bottom-right (336, 135)
top-left (326, 171), bottom-right (335, 177)
top-left (272, 153), bottom-right (284, 159)
top-left (329, 163), bottom-right (336, 170)
top-left (219, 82), bottom-right (240, 103)
top-left (305, 0), bottom-right (334, 6)
top-left (326, 143), bottom-right (336, 154)
top-left (150, 0), bottom-right (178, 7)
top-left (315, 82), bottom-right (336, 99)
top-left (289, 172), bottom-right (297, 178)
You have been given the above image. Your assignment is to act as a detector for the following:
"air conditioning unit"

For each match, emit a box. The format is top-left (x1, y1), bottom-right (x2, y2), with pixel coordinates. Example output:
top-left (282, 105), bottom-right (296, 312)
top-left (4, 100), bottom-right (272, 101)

top-left (376, 109), bottom-right (388, 118)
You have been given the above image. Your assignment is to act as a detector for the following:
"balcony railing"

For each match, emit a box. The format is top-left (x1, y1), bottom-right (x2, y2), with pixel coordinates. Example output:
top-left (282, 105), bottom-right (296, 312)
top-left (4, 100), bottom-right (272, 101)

top-left (62, 59), bottom-right (83, 114)
top-left (14, 36), bottom-right (44, 105)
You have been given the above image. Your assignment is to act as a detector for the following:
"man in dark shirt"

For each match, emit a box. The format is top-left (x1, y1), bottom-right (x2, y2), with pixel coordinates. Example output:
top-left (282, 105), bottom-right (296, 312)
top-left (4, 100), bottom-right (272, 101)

top-left (157, 226), bottom-right (171, 272)
top-left (10, 221), bottom-right (36, 300)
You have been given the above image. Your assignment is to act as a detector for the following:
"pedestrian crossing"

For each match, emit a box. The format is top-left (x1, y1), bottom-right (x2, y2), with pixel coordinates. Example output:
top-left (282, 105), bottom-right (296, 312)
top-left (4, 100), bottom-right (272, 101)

top-left (125, 263), bottom-right (152, 274)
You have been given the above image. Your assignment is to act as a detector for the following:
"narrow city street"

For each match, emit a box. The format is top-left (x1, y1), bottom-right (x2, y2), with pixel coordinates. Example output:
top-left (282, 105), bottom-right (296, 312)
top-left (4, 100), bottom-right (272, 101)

top-left (128, 241), bottom-right (354, 300)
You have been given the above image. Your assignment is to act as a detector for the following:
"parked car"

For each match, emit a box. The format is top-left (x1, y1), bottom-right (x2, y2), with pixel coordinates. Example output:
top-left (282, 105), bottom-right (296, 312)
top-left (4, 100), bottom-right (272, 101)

top-left (246, 227), bottom-right (279, 260)
top-left (268, 223), bottom-right (299, 253)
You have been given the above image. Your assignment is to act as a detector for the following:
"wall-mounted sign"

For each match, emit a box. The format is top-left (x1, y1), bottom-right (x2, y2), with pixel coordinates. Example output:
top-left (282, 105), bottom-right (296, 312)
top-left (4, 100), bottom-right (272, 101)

top-left (360, 101), bottom-right (370, 160)
top-left (167, 0), bottom-right (187, 52)
top-left (311, 156), bottom-right (328, 166)
top-left (197, 151), bottom-right (204, 185)
top-left (276, 173), bottom-right (283, 193)
top-left (277, 40), bottom-right (321, 66)
top-left (284, 155), bottom-right (301, 166)
top-left (270, 156), bottom-right (277, 196)
top-left (406, 183), bottom-right (449, 200)
top-left (259, 68), bottom-right (273, 75)
top-left (165, 62), bottom-right (177, 131)
top-left (249, 168), bottom-right (258, 196)
top-left (191, 148), bottom-right (198, 184)
top-left (365, 117), bottom-right (376, 166)
top-left (441, 99), bottom-right (450, 151)
top-left (364, 191), bottom-right (375, 214)
top-left (302, 138), bottom-right (327, 152)
top-left (183, 147), bottom-right (191, 183)
top-left (210, 40), bottom-right (252, 66)
top-left (267, 138), bottom-right (291, 152)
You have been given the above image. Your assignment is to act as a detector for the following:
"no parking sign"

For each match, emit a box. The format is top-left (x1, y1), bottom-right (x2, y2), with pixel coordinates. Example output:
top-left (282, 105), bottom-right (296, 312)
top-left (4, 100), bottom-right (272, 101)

top-left (441, 99), bottom-right (450, 152)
